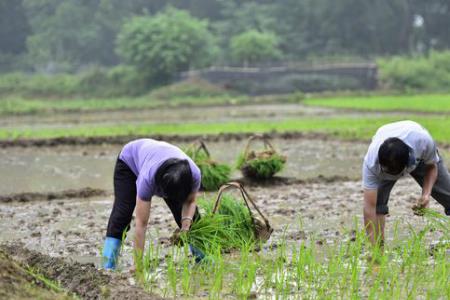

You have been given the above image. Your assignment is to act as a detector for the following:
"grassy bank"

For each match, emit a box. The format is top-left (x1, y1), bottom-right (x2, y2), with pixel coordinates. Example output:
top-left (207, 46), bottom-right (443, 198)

top-left (0, 95), bottom-right (252, 115)
top-left (303, 94), bottom-right (450, 113)
top-left (2, 115), bottom-right (450, 144)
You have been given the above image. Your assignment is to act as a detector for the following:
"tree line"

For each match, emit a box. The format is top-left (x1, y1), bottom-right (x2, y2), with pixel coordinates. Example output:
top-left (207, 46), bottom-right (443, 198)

top-left (1, 0), bottom-right (449, 80)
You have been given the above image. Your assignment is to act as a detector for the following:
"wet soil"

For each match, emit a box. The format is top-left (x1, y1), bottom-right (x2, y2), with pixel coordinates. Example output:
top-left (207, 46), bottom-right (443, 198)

top-left (0, 178), bottom-right (446, 268)
top-left (0, 187), bottom-right (109, 203)
top-left (0, 249), bottom-right (74, 300)
top-left (0, 244), bottom-right (162, 300)
top-left (0, 131), bottom-right (337, 148)
top-left (0, 176), bottom-right (447, 298)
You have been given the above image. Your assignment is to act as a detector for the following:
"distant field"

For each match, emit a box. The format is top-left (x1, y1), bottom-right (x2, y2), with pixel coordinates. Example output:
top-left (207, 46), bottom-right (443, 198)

top-left (303, 94), bottom-right (450, 113)
top-left (2, 115), bottom-right (450, 144)
top-left (0, 95), bottom-right (255, 115)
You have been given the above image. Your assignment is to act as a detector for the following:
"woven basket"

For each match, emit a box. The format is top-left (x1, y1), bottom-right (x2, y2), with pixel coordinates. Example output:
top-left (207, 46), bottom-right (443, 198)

top-left (213, 182), bottom-right (273, 242)
top-left (239, 135), bottom-right (286, 180)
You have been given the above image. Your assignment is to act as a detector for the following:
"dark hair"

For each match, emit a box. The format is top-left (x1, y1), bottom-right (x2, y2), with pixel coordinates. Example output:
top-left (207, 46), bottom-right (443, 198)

top-left (155, 158), bottom-right (193, 203)
top-left (378, 137), bottom-right (409, 175)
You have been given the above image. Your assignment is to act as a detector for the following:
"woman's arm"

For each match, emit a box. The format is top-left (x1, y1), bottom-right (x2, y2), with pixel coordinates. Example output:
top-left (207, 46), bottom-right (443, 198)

top-left (134, 197), bottom-right (151, 258)
top-left (181, 192), bottom-right (197, 231)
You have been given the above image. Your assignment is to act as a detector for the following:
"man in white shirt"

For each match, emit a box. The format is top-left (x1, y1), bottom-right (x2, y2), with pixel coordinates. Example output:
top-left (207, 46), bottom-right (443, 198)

top-left (362, 120), bottom-right (450, 246)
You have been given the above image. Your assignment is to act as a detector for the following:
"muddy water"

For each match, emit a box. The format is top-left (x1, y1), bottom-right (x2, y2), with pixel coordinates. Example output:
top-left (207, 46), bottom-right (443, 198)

top-left (0, 139), bottom-right (369, 194)
top-left (2, 139), bottom-right (449, 195)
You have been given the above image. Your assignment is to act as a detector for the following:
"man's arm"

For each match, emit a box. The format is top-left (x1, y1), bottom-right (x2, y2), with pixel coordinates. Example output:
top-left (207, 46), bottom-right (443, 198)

top-left (181, 192), bottom-right (197, 231)
top-left (134, 197), bottom-right (151, 256)
top-left (418, 163), bottom-right (438, 208)
top-left (363, 189), bottom-right (385, 246)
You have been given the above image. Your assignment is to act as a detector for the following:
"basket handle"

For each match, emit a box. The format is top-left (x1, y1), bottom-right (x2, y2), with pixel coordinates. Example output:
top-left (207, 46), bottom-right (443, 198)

top-left (243, 135), bottom-right (276, 158)
top-left (187, 139), bottom-right (211, 158)
top-left (212, 182), bottom-right (271, 230)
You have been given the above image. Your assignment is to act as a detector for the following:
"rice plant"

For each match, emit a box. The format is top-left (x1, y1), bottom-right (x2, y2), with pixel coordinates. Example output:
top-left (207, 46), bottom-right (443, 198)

top-left (185, 195), bottom-right (256, 255)
top-left (237, 151), bottom-right (286, 179)
top-left (138, 209), bottom-right (449, 299)
top-left (185, 142), bottom-right (231, 191)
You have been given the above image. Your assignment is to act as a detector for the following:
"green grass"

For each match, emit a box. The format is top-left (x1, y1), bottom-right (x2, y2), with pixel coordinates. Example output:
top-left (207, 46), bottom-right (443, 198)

top-left (303, 94), bottom-right (450, 113)
top-left (3, 115), bottom-right (450, 145)
top-left (0, 95), bottom-right (250, 115)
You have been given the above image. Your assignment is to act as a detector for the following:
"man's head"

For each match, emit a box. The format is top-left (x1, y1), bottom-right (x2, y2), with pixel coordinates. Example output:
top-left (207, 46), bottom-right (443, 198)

top-left (378, 137), bottom-right (410, 175)
top-left (155, 158), bottom-right (193, 203)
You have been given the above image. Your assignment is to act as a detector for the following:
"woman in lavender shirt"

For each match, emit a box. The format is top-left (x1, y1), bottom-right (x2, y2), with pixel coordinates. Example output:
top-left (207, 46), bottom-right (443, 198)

top-left (102, 139), bottom-right (202, 269)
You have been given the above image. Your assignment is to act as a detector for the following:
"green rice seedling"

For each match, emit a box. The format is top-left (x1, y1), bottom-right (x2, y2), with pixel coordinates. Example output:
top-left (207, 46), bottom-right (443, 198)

top-left (186, 195), bottom-right (256, 255)
top-left (185, 141), bottom-right (231, 191)
top-left (232, 242), bottom-right (259, 298)
top-left (166, 250), bottom-right (177, 297)
top-left (181, 244), bottom-right (192, 295)
top-left (237, 135), bottom-right (286, 180)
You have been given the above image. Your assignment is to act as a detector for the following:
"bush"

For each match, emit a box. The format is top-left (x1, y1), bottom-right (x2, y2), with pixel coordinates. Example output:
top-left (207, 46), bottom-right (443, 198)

top-left (116, 7), bottom-right (217, 84)
top-left (378, 51), bottom-right (450, 91)
top-left (0, 65), bottom-right (148, 98)
top-left (230, 30), bottom-right (282, 65)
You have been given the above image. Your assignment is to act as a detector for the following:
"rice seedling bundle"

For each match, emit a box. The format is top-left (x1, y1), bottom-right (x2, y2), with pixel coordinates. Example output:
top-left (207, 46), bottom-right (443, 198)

top-left (185, 141), bottom-right (231, 191)
top-left (186, 182), bottom-right (273, 255)
top-left (237, 135), bottom-right (286, 179)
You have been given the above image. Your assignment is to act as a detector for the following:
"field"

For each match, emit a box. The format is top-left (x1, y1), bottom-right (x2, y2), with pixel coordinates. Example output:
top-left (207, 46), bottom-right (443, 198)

top-left (1, 90), bottom-right (449, 299)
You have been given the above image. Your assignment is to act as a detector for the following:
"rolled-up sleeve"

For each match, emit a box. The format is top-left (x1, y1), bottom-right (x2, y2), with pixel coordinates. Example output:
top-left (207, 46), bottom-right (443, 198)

top-left (362, 162), bottom-right (380, 190)
top-left (191, 164), bottom-right (201, 192)
top-left (422, 134), bottom-right (440, 165)
top-left (136, 175), bottom-right (153, 201)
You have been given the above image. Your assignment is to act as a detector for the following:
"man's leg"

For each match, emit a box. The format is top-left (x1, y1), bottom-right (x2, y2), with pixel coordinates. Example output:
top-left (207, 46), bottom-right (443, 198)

top-left (410, 160), bottom-right (450, 216)
top-left (103, 159), bottom-right (137, 269)
top-left (376, 180), bottom-right (397, 215)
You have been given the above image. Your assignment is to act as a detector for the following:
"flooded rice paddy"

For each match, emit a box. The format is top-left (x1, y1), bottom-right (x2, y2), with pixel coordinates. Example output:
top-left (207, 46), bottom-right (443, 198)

top-left (1, 103), bottom-right (449, 299)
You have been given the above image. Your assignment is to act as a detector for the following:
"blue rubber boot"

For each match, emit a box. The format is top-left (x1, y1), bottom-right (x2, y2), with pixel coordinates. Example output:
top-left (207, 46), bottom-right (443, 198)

top-left (189, 244), bottom-right (205, 263)
top-left (102, 237), bottom-right (122, 269)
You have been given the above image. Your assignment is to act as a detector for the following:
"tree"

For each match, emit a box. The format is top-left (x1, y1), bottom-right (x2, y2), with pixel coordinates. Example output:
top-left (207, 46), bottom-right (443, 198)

top-left (116, 7), bottom-right (217, 83)
top-left (0, 0), bottom-right (30, 55)
top-left (230, 30), bottom-right (281, 66)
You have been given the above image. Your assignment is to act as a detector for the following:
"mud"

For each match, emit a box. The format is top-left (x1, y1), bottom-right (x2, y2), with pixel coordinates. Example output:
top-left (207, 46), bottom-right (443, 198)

top-left (0, 187), bottom-right (109, 203)
top-left (0, 243), bottom-right (162, 300)
top-left (0, 177), bottom-right (447, 298)
top-left (0, 249), bottom-right (74, 300)
top-left (0, 178), bottom-right (446, 266)
top-left (0, 131), bottom-right (337, 148)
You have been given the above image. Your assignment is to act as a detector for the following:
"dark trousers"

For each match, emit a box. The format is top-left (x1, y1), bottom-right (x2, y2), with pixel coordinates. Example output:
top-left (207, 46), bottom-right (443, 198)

top-left (106, 159), bottom-right (199, 239)
top-left (376, 158), bottom-right (450, 216)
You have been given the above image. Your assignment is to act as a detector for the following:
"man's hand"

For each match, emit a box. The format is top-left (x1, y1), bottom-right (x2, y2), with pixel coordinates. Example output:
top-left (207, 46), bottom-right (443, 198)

top-left (412, 194), bottom-right (430, 215)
